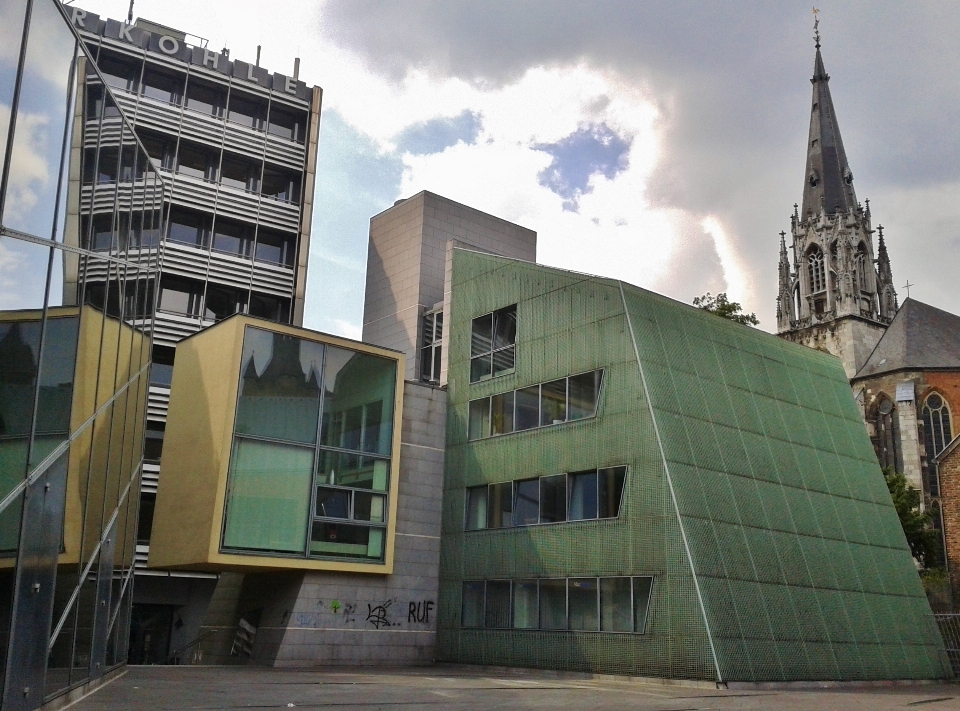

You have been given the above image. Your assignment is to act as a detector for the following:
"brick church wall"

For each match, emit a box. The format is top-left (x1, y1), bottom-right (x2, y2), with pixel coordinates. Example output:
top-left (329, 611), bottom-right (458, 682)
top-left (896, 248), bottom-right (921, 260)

top-left (939, 443), bottom-right (960, 610)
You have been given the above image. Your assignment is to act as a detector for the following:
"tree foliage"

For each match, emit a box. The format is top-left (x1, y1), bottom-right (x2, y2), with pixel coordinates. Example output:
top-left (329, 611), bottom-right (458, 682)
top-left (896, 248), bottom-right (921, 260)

top-left (883, 468), bottom-right (942, 569)
top-left (692, 292), bottom-right (759, 326)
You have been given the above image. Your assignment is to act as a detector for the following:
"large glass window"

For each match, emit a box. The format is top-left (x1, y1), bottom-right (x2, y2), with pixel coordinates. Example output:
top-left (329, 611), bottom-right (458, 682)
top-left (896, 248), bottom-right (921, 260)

top-left (235, 329), bottom-right (322, 444)
top-left (470, 305), bottom-right (516, 382)
top-left (221, 438), bottom-right (314, 553)
top-left (467, 466), bottom-right (626, 530)
top-left (224, 328), bottom-right (399, 563)
top-left (158, 276), bottom-right (203, 317)
top-left (461, 576), bottom-right (654, 633)
top-left (468, 370), bottom-right (603, 440)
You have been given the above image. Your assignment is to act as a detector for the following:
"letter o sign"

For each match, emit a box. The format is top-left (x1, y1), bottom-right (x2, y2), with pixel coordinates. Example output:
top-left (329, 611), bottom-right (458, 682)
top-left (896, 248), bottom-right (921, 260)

top-left (158, 36), bottom-right (180, 55)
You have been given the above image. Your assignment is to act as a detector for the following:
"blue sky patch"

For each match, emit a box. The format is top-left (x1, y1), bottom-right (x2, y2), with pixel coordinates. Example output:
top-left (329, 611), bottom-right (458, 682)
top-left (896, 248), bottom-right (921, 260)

top-left (395, 110), bottom-right (483, 155)
top-left (535, 123), bottom-right (631, 211)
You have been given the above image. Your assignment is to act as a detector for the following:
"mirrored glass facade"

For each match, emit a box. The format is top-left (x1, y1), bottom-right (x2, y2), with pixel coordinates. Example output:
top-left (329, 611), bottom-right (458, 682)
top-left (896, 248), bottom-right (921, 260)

top-left (0, 0), bottom-right (160, 706)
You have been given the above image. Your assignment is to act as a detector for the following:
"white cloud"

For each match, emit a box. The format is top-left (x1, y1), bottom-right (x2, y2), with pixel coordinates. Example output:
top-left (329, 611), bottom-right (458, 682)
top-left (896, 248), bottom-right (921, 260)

top-left (0, 238), bottom-right (28, 309)
top-left (330, 318), bottom-right (363, 341)
top-left (2, 109), bottom-right (51, 230)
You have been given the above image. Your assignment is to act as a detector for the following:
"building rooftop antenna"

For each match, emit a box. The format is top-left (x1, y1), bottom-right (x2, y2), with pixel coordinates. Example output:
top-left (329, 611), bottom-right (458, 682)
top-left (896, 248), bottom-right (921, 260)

top-left (127, 0), bottom-right (134, 24)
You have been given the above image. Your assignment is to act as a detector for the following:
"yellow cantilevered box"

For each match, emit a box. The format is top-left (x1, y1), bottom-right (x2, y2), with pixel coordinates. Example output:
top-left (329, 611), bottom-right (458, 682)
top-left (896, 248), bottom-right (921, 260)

top-left (148, 314), bottom-right (404, 574)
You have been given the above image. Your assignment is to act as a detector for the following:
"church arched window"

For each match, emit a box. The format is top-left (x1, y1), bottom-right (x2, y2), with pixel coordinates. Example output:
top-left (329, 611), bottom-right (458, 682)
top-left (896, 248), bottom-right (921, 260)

top-left (807, 247), bottom-right (826, 294)
top-left (922, 392), bottom-right (953, 458)
top-left (871, 396), bottom-right (901, 473)
top-left (854, 243), bottom-right (868, 292)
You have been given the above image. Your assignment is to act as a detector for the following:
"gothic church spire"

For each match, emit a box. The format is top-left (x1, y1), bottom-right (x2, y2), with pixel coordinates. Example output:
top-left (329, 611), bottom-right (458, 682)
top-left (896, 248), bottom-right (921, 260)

top-left (801, 37), bottom-right (857, 218)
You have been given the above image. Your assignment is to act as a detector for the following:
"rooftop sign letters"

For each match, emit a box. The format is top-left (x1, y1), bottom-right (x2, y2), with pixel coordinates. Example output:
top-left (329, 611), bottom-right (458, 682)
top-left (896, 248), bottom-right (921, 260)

top-left (69, 7), bottom-right (310, 101)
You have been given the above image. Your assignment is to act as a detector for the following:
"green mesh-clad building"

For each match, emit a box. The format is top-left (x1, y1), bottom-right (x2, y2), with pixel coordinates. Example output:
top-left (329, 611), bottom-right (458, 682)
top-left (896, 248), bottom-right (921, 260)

top-left (436, 249), bottom-right (950, 683)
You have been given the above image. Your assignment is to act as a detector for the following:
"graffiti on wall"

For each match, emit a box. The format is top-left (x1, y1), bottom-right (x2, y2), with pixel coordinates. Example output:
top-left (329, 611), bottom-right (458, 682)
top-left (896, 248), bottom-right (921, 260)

top-left (289, 596), bottom-right (436, 631)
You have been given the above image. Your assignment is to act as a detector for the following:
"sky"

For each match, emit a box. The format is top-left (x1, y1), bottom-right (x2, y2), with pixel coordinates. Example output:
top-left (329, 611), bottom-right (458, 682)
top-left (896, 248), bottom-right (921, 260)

top-left (39, 1), bottom-right (960, 336)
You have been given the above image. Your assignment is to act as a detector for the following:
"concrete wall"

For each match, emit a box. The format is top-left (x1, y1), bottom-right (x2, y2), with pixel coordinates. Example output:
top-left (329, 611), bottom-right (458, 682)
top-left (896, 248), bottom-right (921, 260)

top-left (363, 191), bottom-right (536, 381)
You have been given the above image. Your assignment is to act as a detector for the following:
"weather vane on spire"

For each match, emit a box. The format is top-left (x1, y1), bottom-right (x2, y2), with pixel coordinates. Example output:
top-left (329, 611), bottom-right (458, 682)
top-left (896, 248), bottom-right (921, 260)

top-left (813, 7), bottom-right (821, 48)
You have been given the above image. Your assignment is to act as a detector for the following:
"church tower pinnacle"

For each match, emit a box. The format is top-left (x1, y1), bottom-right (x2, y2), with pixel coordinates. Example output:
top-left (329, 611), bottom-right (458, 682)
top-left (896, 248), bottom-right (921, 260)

top-left (776, 19), bottom-right (898, 378)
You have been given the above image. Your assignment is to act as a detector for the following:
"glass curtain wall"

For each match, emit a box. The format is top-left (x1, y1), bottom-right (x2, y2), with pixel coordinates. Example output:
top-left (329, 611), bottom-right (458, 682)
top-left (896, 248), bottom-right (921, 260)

top-left (0, 0), bottom-right (161, 707)
top-left (222, 327), bottom-right (397, 562)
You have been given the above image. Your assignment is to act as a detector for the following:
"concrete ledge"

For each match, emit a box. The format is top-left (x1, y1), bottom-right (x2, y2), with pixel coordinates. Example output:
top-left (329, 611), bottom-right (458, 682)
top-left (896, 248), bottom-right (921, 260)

top-left (42, 666), bottom-right (126, 710)
top-left (435, 663), bottom-right (722, 689)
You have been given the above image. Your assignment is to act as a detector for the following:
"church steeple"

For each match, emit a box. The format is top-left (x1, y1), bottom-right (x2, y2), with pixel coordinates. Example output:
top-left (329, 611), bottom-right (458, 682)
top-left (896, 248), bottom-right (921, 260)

top-left (801, 39), bottom-right (857, 218)
top-left (776, 16), bottom-right (896, 379)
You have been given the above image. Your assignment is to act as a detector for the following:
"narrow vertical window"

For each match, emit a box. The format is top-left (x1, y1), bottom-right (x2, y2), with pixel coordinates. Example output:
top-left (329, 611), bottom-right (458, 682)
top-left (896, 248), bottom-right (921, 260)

top-left (632, 577), bottom-right (654, 633)
top-left (420, 309), bottom-right (443, 384)
top-left (598, 466), bottom-right (627, 518)
top-left (922, 393), bottom-right (952, 458)
top-left (485, 581), bottom-right (511, 629)
top-left (600, 577), bottom-right (632, 632)
top-left (538, 579), bottom-right (567, 630)
top-left (491, 391), bottom-right (515, 435)
top-left (513, 479), bottom-right (540, 526)
top-left (468, 397), bottom-right (491, 441)
top-left (568, 370), bottom-right (602, 420)
top-left (568, 470), bottom-right (598, 521)
top-left (539, 474), bottom-right (567, 523)
top-left (807, 246), bottom-right (825, 293)
top-left (540, 378), bottom-right (567, 426)
top-left (465, 486), bottom-right (488, 531)
top-left (568, 578), bottom-right (599, 631)
top-left (514, 385), bottom-right (540, 431)
top-left (461, 582), bottom-right (485, 628)
top-left (512, 580), bottom-right (538, 629)
top-left (488, 482), bottom-right (513, 529)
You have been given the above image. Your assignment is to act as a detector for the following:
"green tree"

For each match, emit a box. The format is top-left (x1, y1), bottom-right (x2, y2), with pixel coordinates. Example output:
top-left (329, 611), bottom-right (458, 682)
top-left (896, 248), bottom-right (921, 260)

top-left (883, 468), bottom-right (942, 569)
top-left (692, 292), bottom-right (759, 326)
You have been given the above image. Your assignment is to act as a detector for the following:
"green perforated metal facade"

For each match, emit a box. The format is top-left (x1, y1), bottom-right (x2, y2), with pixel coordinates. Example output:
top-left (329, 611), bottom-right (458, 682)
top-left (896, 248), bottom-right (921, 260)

top-left (436, 250), bottom-right (950, 682)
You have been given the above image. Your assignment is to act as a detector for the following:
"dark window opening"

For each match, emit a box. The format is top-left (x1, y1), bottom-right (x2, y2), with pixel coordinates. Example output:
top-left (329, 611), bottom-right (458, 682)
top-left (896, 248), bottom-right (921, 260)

top-left (261, 167), bottom-right (300, 203)
top-left (151, 345), bottom-right (175, 387)
top-left (141, 65), bottom-right (184, 105)
top-left (185, 77), bottom-right (226, 117)
top-left (166, 207), bottom-right (211, 249)
top-left (870, 397), bottom-right (902, 474)
top-left (228, 91), bottom-right (267, 130)
top-left (204, 284), bottom-right (247, 321)
top-left (219, 154), bottom-right (261, 193)
top-left (254, 228), bottom-right (295, 267)
top-left (213, 218), bottom-right (254, 258)
top-left (137, 493), bottom-right (156, 544)
top-left (268, 105), bottom-right (307, 143)
top-left (97, 50), bottom-right (141, 93)
top-left (158, 276), bottom-right (204, 317)
top-left (175, 142), bottom-right (215, 181)
top-left (248, 292), bottom-right (290, 324)
top-left (139, 131), bottom-right (175, 171)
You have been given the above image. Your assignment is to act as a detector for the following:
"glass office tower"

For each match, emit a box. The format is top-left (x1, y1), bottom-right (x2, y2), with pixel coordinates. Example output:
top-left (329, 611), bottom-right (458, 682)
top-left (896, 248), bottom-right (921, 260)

top-left (0, 0), bottom-right (161, 707)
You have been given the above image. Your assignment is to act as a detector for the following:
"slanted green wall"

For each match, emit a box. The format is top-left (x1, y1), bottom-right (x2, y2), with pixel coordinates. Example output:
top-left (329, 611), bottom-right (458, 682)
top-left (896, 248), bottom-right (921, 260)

top-left (438, 250), bottom-right (950, 682)
top-left (623, 284), bottom-right (948, 680)
top-left (438, 251), bottom-right (716, 680)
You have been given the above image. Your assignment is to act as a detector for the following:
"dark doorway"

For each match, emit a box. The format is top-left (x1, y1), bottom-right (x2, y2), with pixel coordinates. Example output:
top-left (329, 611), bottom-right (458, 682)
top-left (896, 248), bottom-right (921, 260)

top-left (128, 604), bottom-right (174, 664)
